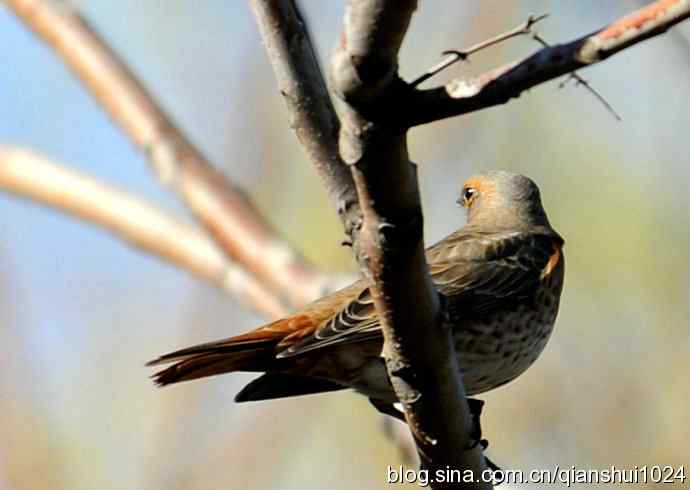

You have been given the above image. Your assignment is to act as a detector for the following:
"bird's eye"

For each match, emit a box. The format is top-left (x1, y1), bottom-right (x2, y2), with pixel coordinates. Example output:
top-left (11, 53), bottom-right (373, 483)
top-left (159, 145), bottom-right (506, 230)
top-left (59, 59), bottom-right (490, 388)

top-left (461, 187), bottom-right (477, 206)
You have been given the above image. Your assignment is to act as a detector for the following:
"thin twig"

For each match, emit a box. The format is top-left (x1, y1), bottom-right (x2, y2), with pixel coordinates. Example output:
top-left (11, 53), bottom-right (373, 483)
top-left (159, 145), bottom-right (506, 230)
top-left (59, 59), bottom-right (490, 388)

top-left (532, 33), bottom-right (621, 121)
top-left (410, 13), bottom-right (549, 87)
top-left (0, 146), bottom-right (287, 320)
top-left (7, 0), bottom-right (330, 308)
top-left (407, 0), bottom-right (690, 126)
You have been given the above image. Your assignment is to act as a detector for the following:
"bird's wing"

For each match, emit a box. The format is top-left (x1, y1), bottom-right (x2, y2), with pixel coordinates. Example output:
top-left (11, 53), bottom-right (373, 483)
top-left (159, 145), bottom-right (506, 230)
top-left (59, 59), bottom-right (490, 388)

top-left (428, 228), bottom-right (562, 314)
top-left (276, 284), bottom-right (379, 357)
top-left (279, 229), bottom-right (563, 358)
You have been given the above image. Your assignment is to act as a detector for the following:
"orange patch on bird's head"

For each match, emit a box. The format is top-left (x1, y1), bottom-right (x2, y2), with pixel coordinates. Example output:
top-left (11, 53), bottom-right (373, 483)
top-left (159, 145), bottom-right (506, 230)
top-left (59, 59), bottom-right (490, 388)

top-left (458, 170), bottom-right (551, 229)
top-left (459, 176), bottom-right (497, 209)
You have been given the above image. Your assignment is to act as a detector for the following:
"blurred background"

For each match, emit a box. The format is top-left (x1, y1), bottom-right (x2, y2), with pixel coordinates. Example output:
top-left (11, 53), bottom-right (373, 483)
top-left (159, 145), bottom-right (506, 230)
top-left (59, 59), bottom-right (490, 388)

top-left (1, 1), bottom-right (689, 489)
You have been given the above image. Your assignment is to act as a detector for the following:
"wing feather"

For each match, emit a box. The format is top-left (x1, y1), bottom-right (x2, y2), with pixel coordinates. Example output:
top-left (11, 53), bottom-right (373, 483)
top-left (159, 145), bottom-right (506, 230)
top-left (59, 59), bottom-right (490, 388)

top-left (279, 229), bottom-right (562, 358)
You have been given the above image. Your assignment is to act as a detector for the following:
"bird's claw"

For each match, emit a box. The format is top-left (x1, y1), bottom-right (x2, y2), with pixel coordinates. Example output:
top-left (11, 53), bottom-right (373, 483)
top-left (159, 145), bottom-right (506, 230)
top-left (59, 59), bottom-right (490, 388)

top-left (465, 399), bottom-right (502, 475)
top-left (466, 398), bottom-right (485, 449)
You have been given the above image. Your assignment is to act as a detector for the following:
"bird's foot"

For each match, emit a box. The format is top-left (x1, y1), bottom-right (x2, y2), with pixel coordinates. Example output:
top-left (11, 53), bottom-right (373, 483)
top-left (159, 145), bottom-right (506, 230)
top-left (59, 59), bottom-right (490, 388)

top-left (465, 398), bottom-right (502, 475)
top-left (466, 398), bottom-right (485, 449)
top-left (478, 439), bottom-right (502, 474)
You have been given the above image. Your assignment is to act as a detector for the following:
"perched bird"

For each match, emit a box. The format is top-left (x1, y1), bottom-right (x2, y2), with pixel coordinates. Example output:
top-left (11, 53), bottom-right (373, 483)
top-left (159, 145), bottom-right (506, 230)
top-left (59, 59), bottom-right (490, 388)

top-left (148, 170), bottom-right (564, 407)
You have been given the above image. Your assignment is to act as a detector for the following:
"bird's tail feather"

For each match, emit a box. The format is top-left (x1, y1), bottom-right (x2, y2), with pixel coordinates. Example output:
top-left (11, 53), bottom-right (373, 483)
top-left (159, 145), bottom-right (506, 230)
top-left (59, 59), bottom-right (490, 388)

top-left (148, 347), bottom-right (276, 387)
top-left (146, 310), bottom-right (327, 387)
top-left (147, 327), bottom-right (289, 387)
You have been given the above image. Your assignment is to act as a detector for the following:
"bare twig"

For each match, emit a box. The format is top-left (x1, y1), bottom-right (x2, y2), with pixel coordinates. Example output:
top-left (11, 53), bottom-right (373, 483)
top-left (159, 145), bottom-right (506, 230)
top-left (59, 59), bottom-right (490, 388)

top-left (7, 0), bottom-right (329, 308)
top-left (407, 0), bottom-right (690, 126)
top-left (410, 13), bottom-right (549, 88)
top-left (531, 33), bottom-right (621, 121)
top-left (0, 146), bottom-right (287, 320)
top-left (329, 1), bottom-right (491, 487)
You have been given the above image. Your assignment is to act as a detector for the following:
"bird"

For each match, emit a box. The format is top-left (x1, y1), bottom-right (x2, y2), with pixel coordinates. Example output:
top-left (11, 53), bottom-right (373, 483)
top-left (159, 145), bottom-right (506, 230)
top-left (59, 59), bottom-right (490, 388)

top-left (148, 170), bottom-right (564, 408)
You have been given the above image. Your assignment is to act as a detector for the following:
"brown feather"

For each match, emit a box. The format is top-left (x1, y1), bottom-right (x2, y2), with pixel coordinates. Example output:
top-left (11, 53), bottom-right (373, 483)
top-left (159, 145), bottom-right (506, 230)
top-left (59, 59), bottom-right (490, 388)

top-left (148, 315), bottom-right (322, 386)
top-left (540, 245), bottom-right (562, 280)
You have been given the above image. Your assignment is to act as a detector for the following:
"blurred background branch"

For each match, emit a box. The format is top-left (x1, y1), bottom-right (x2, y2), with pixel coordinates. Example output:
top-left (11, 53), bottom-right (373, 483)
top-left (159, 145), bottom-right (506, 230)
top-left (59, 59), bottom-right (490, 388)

top-left (0, 146), bottom-right (287, 320)
top-left (6, 0), bottom-right (332, 309)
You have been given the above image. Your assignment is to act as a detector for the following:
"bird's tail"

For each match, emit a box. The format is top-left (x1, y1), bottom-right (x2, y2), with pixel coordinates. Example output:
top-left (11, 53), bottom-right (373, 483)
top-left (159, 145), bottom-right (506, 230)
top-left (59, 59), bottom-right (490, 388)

top-left (147, 325), bottom-right (287, 387)
top-left (147, 317), bottom-right (348, 401)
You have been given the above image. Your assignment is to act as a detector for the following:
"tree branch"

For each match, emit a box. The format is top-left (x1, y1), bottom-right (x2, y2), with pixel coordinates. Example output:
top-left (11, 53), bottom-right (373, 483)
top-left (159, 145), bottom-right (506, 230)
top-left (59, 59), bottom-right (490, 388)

top-left (406, 0), bottom-right (690, 126)
top-left (0, 146), bottom-right (287, 320)
top-left (330, 1), bottom-right (491, 487)
top-left (410, 13), bottom-right (549, 88)
top-left (248, 0), bottom-right (362, 238)
top-left (251, 1), bottom-right (490, 480)
top-left (7, 0), bottom-right (330, 307)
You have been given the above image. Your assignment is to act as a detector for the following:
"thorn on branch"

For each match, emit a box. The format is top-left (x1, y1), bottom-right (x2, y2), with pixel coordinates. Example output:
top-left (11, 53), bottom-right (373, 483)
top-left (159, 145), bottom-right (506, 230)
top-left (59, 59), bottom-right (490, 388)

top-left (410, 13), bottom-right (550, 87)
top-left (532, 33), bottom-right (622, 121)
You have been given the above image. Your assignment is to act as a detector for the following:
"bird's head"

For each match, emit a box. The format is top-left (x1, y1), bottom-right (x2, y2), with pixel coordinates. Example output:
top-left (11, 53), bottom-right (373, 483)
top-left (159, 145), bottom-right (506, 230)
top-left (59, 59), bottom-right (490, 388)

top-left (459, 170), bottom-right (551, 230)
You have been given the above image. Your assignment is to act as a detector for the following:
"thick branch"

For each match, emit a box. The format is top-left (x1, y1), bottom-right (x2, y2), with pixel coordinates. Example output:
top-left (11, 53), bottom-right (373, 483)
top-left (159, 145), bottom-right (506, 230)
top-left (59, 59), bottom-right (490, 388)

top-left (251, 1), bottom-right (488, 478)
top-left (7, 0), bottom-right (329, 307)
top-left (330, 1), bottom-right (491, 487)
top-left (0, 146), bottom-right (287, 320)
top-left (249, 0), bottom-right (362, 237)
top-left (407, 0), bottom-right (690, 125)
